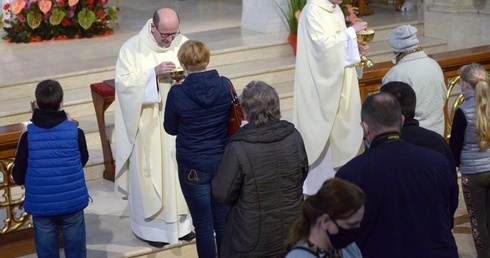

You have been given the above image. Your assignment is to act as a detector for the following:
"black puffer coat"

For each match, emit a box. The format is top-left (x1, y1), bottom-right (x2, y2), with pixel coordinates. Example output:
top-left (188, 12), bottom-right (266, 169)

top-left (212, 120), bottom-right (308, 258)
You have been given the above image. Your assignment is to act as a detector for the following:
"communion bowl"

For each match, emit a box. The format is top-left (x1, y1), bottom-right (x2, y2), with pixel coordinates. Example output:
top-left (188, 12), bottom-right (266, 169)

top-left (356, 28), bottom-right (375, 45)
top-left (170, 67), bottom-right (185, 81)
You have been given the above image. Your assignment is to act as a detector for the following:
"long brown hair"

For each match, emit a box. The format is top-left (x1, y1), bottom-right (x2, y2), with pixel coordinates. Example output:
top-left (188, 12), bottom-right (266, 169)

top-left (285, 178), bottom-right (365, 251)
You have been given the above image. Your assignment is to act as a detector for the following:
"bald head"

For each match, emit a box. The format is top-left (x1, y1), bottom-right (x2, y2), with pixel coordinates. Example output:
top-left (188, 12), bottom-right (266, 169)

top-left (151, 8), bottom-right (180, 47)
top-left (153, 8), bottom-right (180, 30)
top-left (361, 92), bottom-right (403, 136)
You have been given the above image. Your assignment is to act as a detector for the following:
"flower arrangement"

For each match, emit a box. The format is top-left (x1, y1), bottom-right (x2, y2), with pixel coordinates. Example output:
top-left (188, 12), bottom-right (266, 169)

top-left (276, 0), bottom-right (359, 55)
top-left (1, 0), bottom-right (121, 43)
top-left (276, 0), bottom-right (359, 36)
top-left (275, 0), bottom-right (306, 37)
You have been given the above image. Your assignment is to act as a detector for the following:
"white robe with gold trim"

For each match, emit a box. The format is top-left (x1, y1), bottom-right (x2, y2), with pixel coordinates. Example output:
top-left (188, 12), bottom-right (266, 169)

top-left (293, 0), bottom-right (363, 195)
top-left (114, 19), bottom-right (192, 243)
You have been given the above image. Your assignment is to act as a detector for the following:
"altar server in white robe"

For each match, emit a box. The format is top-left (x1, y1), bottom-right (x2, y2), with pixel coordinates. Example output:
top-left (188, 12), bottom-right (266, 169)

top-left (114, 8), bottom-right (193, 245)
top-left (293, 0), bottom-right (369, 196)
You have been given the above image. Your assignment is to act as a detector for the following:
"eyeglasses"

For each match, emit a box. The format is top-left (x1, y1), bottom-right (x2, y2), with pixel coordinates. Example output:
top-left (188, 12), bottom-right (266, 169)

top-left (153, 24), bottom-right (180, 40)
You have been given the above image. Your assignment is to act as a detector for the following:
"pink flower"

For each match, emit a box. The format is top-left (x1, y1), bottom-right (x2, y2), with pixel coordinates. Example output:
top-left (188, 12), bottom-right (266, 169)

top-left (12, 0), bottom-right (26, 15)
top-left (38, 0), bottom-right (52, 14)
top-left (69, 0), bottom-right (79, 7)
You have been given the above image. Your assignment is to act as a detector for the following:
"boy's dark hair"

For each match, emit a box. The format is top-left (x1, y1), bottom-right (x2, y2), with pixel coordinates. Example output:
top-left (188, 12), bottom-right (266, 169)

top-left (380, 81), bottom-right (416, 120)
top-left (35, 79), bottom-right (63, 111)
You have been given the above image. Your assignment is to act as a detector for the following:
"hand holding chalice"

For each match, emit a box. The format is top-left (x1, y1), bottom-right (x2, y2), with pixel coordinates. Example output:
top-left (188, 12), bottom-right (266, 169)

top-left (170, 67), bottom-right (185, 81)
top-left (356, 28), bottom-right (375, 68)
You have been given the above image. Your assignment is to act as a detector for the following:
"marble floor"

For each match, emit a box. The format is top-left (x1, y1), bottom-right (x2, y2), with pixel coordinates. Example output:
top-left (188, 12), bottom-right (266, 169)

top-left (0, 0), bottom-right (479, 257)
top-left (18, 177), bottom-right (479, 258)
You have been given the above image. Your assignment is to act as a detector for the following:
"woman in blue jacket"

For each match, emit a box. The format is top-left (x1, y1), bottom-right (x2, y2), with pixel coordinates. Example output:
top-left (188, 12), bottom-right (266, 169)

top-left (164, 40), bottom-right (231, 258)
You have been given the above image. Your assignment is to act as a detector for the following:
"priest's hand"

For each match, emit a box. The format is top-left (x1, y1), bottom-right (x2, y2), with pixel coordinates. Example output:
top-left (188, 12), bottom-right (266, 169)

top-left (352, 21), bottom-right (368, 33)
top-left (155, 61), bottom-right (176, 77)
top-left (359, 44), bottom-right (369, 55)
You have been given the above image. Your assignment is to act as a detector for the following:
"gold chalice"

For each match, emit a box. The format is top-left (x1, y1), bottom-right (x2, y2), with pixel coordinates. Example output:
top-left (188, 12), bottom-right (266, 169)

top-left (356, 28), bottom-right (375, 68)
top-left (169, 67), bottom-right (185, 81)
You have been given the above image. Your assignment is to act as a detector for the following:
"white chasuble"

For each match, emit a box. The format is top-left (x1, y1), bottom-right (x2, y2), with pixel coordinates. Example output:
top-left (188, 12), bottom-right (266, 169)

top-left (293, 0), bottom-right (363, 195)
top-left (114, 19), bottom-right (192, 243)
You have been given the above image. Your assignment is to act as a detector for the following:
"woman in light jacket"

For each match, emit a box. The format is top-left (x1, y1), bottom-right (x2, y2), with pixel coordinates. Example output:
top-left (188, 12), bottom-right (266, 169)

top-left (449, 63), bottom-right (490, 258)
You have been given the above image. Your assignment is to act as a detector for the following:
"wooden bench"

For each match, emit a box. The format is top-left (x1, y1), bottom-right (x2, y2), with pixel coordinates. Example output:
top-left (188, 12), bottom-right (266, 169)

top-left (358, 45), bottom-right (490, 140)
top-left (90, 80), bottom-right (115, 182)
top-left (0, 122), bottom-right (35, 256)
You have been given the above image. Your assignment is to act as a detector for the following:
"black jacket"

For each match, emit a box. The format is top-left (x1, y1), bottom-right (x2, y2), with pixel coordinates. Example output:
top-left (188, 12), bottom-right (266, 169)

top-left (212, 120), bottom-right (308, 258)
top-left (401, 118), bottom-right (457, 177)
top-left (337, 133), bottom-right (459, 258)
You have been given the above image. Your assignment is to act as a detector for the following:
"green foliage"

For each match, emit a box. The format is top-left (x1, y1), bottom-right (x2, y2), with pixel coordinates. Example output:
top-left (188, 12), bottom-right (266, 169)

top-left (275, 0), bottom-right (307, 36)
top-left (50, 9), bottom-right (66, 26)
top-left (78, 10), bottom-right (96, 30)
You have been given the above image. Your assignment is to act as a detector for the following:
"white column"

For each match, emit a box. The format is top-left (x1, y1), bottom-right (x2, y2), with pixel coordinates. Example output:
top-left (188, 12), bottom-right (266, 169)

top-left (481, 0), bottom-right (490, 14)
top-left (425, 0), bottom-right (490, 50)
top-left (428, 0), bottom-right (477, 12)
top-left (241, 0), bottom-right (288, 33)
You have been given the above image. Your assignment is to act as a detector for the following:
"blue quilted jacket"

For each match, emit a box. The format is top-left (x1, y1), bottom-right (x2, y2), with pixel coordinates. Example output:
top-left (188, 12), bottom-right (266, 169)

top-left (24, 120), bottom-right (89, 216)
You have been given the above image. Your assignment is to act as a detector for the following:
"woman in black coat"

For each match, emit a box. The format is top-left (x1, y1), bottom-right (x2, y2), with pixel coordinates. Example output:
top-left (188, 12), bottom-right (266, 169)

top-left (212, 80), bottom-right (309, 258)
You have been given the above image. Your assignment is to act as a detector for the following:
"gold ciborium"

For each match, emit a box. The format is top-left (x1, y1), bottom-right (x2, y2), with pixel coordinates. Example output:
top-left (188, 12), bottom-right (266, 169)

top-left (169, 67), bottom-right (185, 81)
top-left (356, 28), bottom-right (375, 68)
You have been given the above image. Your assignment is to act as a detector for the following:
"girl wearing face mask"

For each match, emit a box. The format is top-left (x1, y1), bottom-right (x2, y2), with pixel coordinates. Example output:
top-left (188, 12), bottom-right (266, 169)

top-left (285, 178), bottom-right (365, 258)
top-left (449, 63), bottom-right (490, 258)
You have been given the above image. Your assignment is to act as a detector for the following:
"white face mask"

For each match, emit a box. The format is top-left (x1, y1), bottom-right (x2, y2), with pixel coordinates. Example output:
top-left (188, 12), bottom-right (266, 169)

top-left (392, 55), bottom-right (397, 64)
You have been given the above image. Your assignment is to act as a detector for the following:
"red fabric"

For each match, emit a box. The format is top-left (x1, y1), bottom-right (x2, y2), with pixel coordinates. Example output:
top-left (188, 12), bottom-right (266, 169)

top-left (287, 33), bottom-right (297, 56)
top-left (90, 82), bottom-right (115, 97)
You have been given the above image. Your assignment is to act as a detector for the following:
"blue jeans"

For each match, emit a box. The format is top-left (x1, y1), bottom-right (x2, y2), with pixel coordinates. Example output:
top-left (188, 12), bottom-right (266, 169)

top-left (32, 210), bottom-right (86, 258)
top-left (179, 163), bottom-right (229, 258)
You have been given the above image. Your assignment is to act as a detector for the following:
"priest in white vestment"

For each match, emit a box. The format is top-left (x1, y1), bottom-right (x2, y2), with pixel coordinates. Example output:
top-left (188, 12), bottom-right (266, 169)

top-left (114, 8), bottom-right (193, 245)
top-left (292, 0), bottom-right (369, 196)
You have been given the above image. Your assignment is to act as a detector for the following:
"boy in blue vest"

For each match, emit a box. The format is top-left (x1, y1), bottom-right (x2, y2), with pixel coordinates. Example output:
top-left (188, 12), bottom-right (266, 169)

top-left (12, 79), bottom-right (89, 258)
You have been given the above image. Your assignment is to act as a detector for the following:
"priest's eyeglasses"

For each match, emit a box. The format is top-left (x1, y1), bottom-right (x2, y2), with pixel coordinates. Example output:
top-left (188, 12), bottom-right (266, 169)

top-left (154, 24), bottom-right (180, 40)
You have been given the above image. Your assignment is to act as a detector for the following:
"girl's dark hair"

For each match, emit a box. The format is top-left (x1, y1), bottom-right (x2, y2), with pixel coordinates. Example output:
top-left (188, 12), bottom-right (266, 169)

top-left (285, 178), bottom-right (365, 251)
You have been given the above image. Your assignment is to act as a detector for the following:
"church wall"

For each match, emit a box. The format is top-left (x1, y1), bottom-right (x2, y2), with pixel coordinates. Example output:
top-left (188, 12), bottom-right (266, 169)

top-left (424, 1), bottom-right (490, 51)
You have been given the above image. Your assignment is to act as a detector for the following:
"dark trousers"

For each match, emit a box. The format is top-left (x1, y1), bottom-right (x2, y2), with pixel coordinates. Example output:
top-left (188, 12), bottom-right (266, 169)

top-left (178, 163), bottom-right (229, 258)
top-left (462, 172), bottom-right (490, 258)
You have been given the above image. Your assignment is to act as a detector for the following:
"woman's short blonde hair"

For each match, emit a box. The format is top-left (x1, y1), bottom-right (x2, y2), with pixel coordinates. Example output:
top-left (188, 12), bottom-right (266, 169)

top-left (177, 40), bottom-right (210, 72)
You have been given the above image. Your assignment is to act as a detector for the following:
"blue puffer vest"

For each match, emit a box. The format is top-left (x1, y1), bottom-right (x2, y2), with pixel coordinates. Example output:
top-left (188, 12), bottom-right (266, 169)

top-left (460, 95), bottom-right (490, 174)
top-left (24, 120), bottom-right (89, 217)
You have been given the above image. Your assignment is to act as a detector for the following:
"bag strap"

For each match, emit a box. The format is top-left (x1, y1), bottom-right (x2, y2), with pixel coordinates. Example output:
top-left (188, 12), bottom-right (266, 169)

top-left (222, 76), bottom-right (239, 104)
top-left (290, 246), bottom-right (320, 257)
